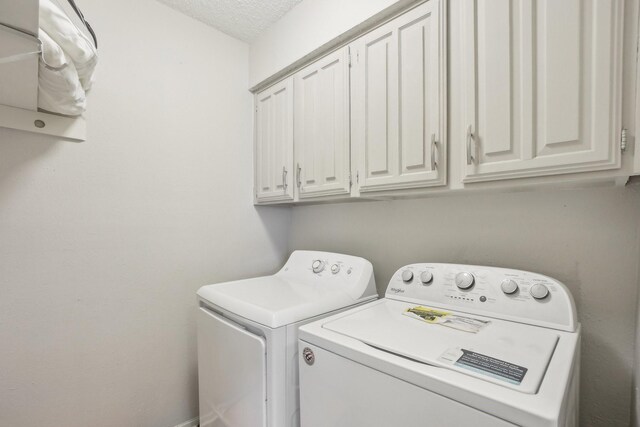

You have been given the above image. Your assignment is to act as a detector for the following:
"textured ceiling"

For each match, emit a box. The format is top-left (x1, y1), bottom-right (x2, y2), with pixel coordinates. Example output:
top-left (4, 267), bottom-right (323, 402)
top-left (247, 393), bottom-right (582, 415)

top-left (155, 0), bottom-right (303, 42)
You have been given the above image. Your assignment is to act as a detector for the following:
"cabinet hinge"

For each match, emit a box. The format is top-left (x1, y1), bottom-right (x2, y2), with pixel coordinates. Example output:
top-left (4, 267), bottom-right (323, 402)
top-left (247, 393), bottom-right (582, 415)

top-left (348, 49), bottom-right (358, 67)
top-left (349, 173), bottom-right (353, 189)
top-left (621, 128), bottom-right (628, 152)
top-left (356, 171), bottom-right (359, 184)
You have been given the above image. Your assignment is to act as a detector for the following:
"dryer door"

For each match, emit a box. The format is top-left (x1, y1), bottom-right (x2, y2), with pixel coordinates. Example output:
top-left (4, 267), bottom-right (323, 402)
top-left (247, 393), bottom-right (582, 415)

top-left (198, 307), bottom-right (267, 427)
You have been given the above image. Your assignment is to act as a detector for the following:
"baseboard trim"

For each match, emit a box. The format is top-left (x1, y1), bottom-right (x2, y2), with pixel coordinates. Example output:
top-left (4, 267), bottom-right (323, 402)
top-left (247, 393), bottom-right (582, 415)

top-left (174, 416), bottom-right (198, 427)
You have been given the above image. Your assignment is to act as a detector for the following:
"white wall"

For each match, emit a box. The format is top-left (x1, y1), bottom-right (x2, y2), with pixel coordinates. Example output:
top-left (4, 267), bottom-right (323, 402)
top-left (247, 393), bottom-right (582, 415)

top-left (251, 0), bottom-right (640, 426)
top-left (0, 1), bottom-right (290, 426)
top-left (249, 0), bottom-right (412, 87)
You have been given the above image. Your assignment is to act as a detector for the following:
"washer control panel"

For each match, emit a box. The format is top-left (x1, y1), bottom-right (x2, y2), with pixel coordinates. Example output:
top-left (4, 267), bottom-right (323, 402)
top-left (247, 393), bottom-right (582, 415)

top-left (386, 264), bottom-right (577, 332)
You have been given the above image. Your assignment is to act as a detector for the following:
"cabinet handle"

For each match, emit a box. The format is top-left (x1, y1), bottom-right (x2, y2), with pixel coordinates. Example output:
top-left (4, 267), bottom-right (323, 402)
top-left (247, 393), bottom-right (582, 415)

top-left (282, 166), bottom-right (288, 191)
top-left (296, 163), bottom-right (302, 188)
top-left (431, 134), bottom-right (438, 171)
top-left (466, 125), bottom-right (476, 166)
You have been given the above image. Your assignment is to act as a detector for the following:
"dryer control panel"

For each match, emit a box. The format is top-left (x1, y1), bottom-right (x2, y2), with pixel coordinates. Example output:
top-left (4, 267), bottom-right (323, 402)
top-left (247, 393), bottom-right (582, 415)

top-left (277, 250), bottom-right (378, 301)
top-left (386, 264), bottom-right (577, 332)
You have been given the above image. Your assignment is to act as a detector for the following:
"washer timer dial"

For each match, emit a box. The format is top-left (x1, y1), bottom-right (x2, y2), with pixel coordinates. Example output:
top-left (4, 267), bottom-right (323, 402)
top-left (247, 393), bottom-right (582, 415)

top-left (455, 272), bottom-right (475, 290)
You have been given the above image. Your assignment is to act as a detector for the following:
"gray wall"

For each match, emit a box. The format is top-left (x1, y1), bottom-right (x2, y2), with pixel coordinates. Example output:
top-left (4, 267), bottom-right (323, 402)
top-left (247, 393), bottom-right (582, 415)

top-left (0, 1), bottom-right (290, 426)
top-left (289, 185), bottom-right (640, 426)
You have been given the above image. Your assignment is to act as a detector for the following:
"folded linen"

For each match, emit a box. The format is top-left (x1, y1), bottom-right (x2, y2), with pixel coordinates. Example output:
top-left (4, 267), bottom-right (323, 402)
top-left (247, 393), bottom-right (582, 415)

top-left (39, 0), bottom-right (97, 91)
top-left (37, 28), bottom-right (86, 116)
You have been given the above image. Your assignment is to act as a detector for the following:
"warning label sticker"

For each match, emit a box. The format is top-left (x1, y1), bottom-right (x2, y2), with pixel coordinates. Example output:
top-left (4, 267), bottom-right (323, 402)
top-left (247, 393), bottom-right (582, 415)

top-left (438, 348), bottom-right (528, 385)
top-left (403, 306), bottom-right (490, 334)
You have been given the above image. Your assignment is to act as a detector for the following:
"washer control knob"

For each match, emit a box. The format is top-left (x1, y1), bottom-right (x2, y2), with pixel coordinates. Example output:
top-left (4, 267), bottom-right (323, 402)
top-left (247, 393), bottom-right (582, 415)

top-left (501, 279), bottom-right (519, 295)
top-left (401, 270), bottom-right (414, 283)
top-left (455, 272), bottom-right (475, 290)
top-left (420, 271), bottom-right (433, 284)
top-left (330, 264), bottom-right (340, 274)
top-left (530, 284), bottom-right (550, 300)
top-left (312, 260), bottom-right (325, 273)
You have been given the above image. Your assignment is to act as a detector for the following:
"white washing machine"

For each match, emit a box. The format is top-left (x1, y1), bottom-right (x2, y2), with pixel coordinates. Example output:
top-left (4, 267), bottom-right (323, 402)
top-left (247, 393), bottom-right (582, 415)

top-left (299, 263), bottom-right (581, 427)
top-left (196, 250), bottom-right (377, 427)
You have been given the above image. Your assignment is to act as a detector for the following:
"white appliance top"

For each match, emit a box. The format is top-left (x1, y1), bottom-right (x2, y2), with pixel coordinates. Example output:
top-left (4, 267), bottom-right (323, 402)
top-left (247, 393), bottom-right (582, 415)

top-left (307, 263), bottom-right (579, 391)
top-left (323, 299), bottom-right (558, 394)
top-left (197, 250), bottom-right (377, 328)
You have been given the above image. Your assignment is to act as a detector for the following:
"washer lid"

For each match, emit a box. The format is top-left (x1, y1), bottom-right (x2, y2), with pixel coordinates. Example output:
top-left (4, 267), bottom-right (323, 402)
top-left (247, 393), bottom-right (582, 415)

top-left (322, 299), bottom-right (559, 394)
top-left (198, 275), bottom-right (372, 328)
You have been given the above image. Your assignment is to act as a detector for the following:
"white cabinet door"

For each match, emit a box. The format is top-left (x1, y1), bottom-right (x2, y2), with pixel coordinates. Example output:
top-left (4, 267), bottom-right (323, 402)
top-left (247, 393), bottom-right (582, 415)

top-left (461, 0), bottom-right (623, 183)
top-left (294, 47), bottom-right (351, 199)
top-left (350, 0), bottom-right (446, 193)
top-left (255, 78), bottom-right (294, 202)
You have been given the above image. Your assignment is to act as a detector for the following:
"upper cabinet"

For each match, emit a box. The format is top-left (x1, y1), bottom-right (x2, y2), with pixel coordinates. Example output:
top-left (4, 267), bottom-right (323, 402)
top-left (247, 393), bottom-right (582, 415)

top-left (294, 47), bottom-right (351, 199)
top-left (253, 0), bottom-right (629, 205)
top-left (460, 0), bottom-right (624, 183)
top-left (350, 0), bottom-right (446, 193)
top-left (255, 78), bottom-right (295, 203)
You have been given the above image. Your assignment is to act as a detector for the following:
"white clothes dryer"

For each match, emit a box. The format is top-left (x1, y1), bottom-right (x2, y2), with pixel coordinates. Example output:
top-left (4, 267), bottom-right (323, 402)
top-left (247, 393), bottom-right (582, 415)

top-left (196, 250), bottom-right (377, 427)
top-left (299, 263), bottom-right (580, 427)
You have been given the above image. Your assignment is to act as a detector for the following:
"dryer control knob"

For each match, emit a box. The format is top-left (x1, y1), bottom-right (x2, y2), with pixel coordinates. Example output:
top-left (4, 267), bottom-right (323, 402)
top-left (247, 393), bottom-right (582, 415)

top-left (420, 271), bottom-right (433, 284)
top-left (530, 284), bottom-right (550, 300)
top-left (401, 270), bottom-right (414, 283)
top-left (312, 260), bottom-right (325, 273)
top-left (330, 264), bottom-right (340, 274)
top-left (501, 279), bottom-right (519, 295)
top-left (455, 272), bottom-right (475, 290)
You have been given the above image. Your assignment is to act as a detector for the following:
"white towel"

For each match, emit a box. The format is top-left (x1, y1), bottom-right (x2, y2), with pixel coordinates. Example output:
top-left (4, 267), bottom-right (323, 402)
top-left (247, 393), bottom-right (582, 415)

top-left (39, 0), bottom-right (97, 91)
top-left (38, 29), bottom-right (86, 116)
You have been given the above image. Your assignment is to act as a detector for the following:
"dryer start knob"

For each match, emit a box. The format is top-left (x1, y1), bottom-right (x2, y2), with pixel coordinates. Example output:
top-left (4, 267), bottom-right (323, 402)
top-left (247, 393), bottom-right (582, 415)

top-left (312, 260), bottom-right (325, 273)
top-left (455, 272), bottom-right (475, 290)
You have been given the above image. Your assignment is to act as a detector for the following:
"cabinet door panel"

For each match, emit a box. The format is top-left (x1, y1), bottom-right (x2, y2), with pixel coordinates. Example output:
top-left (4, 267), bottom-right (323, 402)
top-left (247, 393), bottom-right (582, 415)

top-left (462, 0), bottom-right (622, 182)
top-left (255, 79), bottom-right (294, 202)
top-left (364, 31), bottom-right (396, 178)
top-left (476, 0), bottom-right (517, 162)
top-left (351, 0), bottom-right (446, 193)
top-left (294, 47), bottom-right (350, 198)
